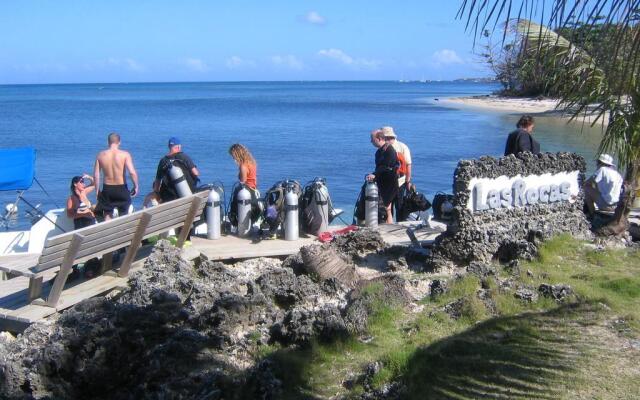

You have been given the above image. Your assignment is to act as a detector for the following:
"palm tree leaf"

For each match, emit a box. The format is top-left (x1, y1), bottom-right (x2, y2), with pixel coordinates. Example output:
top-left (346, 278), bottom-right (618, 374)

top-left (457, 0), bottom-right (640, 171)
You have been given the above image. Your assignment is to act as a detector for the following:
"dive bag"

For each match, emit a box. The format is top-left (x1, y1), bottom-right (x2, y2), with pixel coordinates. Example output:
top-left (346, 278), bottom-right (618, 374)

top-left (396, 183), bottom-right (431, 221)
top-left (432, 192), bottom-right (454, 220)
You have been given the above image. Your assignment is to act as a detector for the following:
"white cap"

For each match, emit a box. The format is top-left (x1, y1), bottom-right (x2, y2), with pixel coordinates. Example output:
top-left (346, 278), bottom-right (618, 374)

top-left (381, 126), bottom-right (397, 138)
top-left (597, 153), bottom-right (615, 166)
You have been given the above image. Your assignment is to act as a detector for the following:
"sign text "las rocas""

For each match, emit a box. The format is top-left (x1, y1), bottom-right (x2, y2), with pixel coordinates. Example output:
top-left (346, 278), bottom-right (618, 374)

top-left (473, 179), bottom-right (571, 211)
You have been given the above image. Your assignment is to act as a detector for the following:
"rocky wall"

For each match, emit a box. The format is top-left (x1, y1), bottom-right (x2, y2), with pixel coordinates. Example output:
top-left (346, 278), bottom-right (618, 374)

top-left (429, 152), bottom-right (591, 266)
top-left (0, 232), bottom-right (419, 400)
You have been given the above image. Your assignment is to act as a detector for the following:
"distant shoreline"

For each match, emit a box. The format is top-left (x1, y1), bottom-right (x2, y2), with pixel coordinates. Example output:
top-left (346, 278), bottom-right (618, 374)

top-left (440, 95), bottom-right (609, 126)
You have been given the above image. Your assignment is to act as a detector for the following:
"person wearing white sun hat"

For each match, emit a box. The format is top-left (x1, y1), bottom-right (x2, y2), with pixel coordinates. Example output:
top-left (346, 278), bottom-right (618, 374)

top-left (583, 153), bottom-right (623, 217)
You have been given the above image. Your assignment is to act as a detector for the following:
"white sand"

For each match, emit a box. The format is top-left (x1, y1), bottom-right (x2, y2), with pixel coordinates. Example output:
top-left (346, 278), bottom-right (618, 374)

top-left (440, 95), bottom-right (608, 126)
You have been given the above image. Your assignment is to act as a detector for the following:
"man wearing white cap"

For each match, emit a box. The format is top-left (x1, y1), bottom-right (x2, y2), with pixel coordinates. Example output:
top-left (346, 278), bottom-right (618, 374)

top-left (583, 153), bottom-right (623, 217)
top-left (381, 126), bottom-right (413, 221)
top-left (381, 126), bottom-right (412, 187)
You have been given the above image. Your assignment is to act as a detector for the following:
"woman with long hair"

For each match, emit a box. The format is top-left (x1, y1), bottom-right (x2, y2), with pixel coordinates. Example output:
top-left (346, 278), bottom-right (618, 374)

top-left (228, 143), bottom-right (257, 189)
top-left (66, 174), bottom-right (97, 230)
top-left (228, 144), bottom-right (259, 230)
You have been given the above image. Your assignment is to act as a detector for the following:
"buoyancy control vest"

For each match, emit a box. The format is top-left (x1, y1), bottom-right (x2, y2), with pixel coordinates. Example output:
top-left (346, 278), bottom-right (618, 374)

top-left (263, 180), bottom-right (303, 233)
top-left (158, 155), bottom-right (198, 202)
top-left (301, 178), bottom-right (336, 234)
top-left (228, 182), bottom-right (261, 227)
top-left (353, 181), bottom-right (387, 224)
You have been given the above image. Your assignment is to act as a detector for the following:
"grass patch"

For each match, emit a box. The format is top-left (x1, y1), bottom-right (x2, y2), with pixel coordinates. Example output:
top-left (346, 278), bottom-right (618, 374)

top-left (251, 235), bottom-right (640, 398)
top-left (525, 236), bottom-right (640, 329)
top-left (537, 233), bottom-right (582, 263)
top-left (599, 277), bottom-right (640, 298)
top-left (402, 302), bottom-right (612, 399)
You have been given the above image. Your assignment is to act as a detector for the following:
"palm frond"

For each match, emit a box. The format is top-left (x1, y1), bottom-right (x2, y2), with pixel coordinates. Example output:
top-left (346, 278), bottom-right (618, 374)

top-left (458, 0), bottom-right (640, 171)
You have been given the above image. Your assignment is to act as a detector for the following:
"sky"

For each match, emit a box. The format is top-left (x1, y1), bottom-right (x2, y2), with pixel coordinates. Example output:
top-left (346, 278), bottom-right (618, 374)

top-left (0, 0), bottom-right (493, 84)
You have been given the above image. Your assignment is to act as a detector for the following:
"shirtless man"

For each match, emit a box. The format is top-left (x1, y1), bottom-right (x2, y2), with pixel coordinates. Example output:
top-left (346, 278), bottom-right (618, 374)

top-left (94, 132), bottom-right (139, 220)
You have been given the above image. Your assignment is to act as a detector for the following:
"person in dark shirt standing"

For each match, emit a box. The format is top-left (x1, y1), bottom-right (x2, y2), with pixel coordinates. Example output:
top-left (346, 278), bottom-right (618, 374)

top-left (153, 137), bottom-right (200, 202)
top-left (504, 115), bottom-right (541, 156)
top-left (366, 129), bottom-right (398, 224)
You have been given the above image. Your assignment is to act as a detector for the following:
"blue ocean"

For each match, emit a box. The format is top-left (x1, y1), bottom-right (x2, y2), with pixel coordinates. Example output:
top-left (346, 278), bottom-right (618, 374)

top-left (0, 81), bottom-right (603, 229)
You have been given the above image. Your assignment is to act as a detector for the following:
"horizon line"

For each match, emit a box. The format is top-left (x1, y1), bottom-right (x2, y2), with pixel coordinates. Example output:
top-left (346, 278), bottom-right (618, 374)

top-left (0, 77), bottom-right (496, 87)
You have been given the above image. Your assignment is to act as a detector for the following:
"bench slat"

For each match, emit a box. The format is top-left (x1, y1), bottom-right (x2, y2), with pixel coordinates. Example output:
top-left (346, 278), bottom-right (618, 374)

top-left (145, 207), bottom-right (205, 233)
top-left (142, 194), bottom-right (205, 215)
top-left (35, 226), bottom-right (142, 272)
top-left (144, 207), bottom-right (206, 237)
top-left (0, 253), bottom-right (41, 275)
top-left (40, 218), bottom-right (142, 258)
top-left (39, 237), bottom-right (73, 259)
top-left (140, 201), bottom-right (195, 222)
top-left (142, 217), bottom-right (201, 240)
top-left (43, 213), bottom-right (142, 248)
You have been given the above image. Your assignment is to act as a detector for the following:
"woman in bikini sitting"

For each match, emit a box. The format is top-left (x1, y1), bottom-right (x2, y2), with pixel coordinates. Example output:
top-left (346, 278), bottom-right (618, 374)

top-left (66, 174), bottom-right (97, 230)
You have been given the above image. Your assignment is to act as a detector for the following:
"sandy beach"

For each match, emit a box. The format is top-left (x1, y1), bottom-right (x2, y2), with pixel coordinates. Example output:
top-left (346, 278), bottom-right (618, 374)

top-left (441, 95), bottom-right (609, 126)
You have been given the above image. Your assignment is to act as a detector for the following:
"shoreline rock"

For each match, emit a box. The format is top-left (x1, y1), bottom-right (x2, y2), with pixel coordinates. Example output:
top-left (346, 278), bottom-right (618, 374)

top-left (0, 233), bottom-right (424, 399)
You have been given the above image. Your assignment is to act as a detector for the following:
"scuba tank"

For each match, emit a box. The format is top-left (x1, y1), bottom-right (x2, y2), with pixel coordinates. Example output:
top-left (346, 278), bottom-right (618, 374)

top-left (314, 181), bottom-right (330, 234)
top-left (365, 181), bottom-right (378, 228)
top-left (236, 185), bottom-right (252, 237)
top-left (168, 161), bottom-right (193, 198)
top-left (206, 189), bottom-right (221, 239)
top-left (284, 182), bottom-right (299, 241)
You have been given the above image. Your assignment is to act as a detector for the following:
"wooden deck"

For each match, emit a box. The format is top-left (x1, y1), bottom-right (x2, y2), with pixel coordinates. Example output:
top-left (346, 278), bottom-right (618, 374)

top-left (0, 246), bottom-right (153, 332)
top-left (191, 221), bottom-right (447, 261)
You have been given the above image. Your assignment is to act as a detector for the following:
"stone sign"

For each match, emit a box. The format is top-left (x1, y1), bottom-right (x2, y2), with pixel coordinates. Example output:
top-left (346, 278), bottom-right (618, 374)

top-left (427, 152), bottom-right (591, 267)
top-left (468, 171), bottom-right (580, 211)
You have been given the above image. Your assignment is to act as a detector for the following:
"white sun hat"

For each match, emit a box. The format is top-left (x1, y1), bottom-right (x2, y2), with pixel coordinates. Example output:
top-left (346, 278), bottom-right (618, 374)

top-left (597, 153), bottom-right (615, 166)
top-left (381, 126), bottom-right (397, 138)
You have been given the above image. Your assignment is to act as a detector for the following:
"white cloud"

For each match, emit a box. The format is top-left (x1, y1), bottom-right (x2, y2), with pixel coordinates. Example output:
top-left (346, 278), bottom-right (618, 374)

top-left (271, 55), bottom-right (304, 70)
top-left (225, 56), bottom-right (256, 69)
top-left (431, 49), bottom-right (464, 66)
top-left (16, 63), bottom-right (68, 72)
top-left (317, 48), bottom-right (380, 69)
top-left (106, 57), bottom-right (145, 71)
top-left (318, 48), bottom-right (353, 64)
top-left (184, 58), bottom-right (209, 72)
top-left (305, 11), bottom-right (326, 25)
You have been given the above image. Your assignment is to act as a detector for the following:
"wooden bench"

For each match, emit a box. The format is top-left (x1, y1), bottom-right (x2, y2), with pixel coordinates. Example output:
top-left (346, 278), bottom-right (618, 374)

top-left (0, 191), bottom-right (209, 309)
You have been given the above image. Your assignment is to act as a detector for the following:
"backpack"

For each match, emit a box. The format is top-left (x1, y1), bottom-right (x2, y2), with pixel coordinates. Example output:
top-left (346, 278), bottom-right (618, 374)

top-left (432, 192), bottom-right (455, 220)
top-left (159, 156), bottom-right (197, 202)
top-left (396, 152), bottom-right (408, 177)
top-left (396, 183), bottom-right (431, 221)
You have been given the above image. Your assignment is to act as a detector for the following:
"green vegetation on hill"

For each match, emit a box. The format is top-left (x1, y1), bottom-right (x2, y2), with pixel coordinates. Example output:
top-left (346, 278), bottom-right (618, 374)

top-left (252, 235), bottom-right (640, 399)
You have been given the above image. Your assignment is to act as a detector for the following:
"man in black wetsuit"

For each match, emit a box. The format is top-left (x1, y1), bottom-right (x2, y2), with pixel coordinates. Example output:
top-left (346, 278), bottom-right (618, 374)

top-left (153, 137), bottom-right (200, 202)
top-left (504, 115), bottom-right (541, 156)
top-left (94, 132), bottom-right (139, 220)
